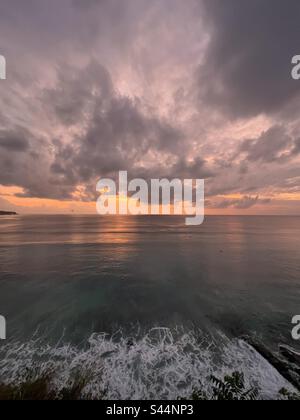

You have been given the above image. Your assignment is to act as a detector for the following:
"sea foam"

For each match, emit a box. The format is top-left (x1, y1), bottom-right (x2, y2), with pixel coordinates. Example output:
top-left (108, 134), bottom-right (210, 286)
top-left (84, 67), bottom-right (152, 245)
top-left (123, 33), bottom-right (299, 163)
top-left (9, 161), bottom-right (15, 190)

top-left (0, 327), bottom-right (293, 400)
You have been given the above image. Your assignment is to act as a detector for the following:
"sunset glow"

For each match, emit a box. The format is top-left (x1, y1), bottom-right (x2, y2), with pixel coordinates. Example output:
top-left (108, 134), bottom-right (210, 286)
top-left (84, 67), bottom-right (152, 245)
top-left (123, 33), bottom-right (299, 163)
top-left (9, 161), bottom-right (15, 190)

top-left (0, 1), bottom-right (299, 215)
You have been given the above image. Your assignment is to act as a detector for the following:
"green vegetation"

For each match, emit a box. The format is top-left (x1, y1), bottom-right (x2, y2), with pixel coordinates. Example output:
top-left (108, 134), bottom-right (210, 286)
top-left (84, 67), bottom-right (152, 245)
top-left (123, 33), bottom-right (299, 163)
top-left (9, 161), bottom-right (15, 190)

top-left (189, 372), bottom-right (258, 400)
top-left (0, 369), bottom-right (98, 400)
top-left (278, 388), bottom-right (300, 401)
top-left (0, 370), bottom-right (299, 400)
top-left (0, 377), bottom-right (51, 400)
top-left (184, 371), bottom-right (300, 401)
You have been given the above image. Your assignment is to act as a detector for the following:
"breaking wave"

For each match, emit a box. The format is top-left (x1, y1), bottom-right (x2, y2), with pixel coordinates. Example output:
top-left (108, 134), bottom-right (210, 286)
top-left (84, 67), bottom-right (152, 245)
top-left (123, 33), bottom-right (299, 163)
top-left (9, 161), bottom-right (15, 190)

top-left (0, 327), bottom-right (293, 400)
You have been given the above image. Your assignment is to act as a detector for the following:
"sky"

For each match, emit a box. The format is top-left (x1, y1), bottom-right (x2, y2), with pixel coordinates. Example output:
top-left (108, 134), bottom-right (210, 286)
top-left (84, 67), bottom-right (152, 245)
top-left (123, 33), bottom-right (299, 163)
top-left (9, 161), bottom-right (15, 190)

top-left (0, 0), bottom-right (300, 215)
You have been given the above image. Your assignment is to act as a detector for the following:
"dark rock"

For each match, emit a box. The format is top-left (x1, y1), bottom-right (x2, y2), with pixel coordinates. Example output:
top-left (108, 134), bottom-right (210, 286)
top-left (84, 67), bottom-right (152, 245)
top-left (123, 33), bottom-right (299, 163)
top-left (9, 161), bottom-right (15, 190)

top-left (242, 336), bottom-right (300, 392)
top-left (280, 345), bottom-right (300, 365)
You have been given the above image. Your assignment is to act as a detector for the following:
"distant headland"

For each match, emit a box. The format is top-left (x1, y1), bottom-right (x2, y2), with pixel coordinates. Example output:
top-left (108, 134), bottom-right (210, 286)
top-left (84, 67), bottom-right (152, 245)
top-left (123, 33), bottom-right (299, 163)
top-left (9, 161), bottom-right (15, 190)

top-left (0, 211), bottom-right (17, 216)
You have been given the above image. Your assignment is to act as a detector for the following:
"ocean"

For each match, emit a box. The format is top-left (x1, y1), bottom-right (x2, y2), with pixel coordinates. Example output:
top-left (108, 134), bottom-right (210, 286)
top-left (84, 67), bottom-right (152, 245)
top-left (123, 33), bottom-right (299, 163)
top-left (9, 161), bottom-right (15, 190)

top-left (0, 215), bottom-right (299, 399)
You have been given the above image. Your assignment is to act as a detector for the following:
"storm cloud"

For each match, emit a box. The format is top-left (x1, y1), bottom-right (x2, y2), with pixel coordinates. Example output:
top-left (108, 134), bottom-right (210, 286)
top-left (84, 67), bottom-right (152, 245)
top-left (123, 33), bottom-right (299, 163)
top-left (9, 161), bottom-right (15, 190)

top-left (199, 0), bottom-right (300, 118)
top-left (0, 0), bottom-right (299, 213)
top-left (239, 125), bottom-right (298, 163)
top-left (0, 128), bottom-right (29, 151)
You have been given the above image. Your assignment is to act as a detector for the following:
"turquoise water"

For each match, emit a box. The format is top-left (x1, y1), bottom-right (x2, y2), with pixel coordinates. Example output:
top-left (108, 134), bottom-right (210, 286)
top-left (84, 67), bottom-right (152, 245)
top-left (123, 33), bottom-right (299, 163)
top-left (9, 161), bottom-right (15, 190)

top-left (0, 215), bottom-right (299, 346)
top-left (0, 215), bottom-right (299, 398)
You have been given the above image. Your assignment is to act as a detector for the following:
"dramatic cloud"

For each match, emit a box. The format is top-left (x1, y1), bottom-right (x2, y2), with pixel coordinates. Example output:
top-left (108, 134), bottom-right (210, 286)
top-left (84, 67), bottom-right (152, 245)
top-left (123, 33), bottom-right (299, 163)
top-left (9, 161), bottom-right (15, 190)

top-left (0, 128), bottom-right (29, 151)
top-left (199, 0), bottom-right (300, 118)
top-left (239, 126), bottom-right (299, 163)
top-left (47, 61), bottom-right (189, 199)
top-left (0, 0), bottom-right (299, 214)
